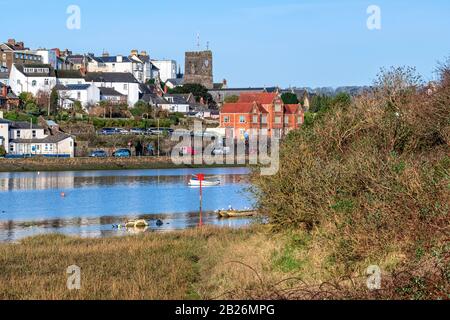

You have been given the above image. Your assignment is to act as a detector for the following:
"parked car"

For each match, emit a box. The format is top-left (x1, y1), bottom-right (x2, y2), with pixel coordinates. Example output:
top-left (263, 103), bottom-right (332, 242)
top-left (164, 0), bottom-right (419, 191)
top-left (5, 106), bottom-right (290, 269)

top-left (130, 128), bottom-right (146, 135)
top-left (117, 128), bottom-right (129, 135)
top-left (147, 128), bottom-right (165, 136)
top-left (212, 147), bottom-right (231, 155)
top-left (99, 128), bottom-right (117, 135)
top-left (112, 149), bottom-right (131, 158)
top-left (89, 150), bottom-right (108, 158)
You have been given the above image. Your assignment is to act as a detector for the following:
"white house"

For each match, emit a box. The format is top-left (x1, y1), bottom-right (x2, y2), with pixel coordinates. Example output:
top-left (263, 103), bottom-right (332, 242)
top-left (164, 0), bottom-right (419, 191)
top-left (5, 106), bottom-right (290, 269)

top-left (85, 72), bottom-right (140, 106)
top-left (0, 115), bottom-right (74, 157)
top-left (55, 70), bottom-right (86, 86)
top-left (55, 84), bottom-right (100, 111)
top-left (151, 60), bottom-right (177, 82)
top-left (9, 63), bottom-right (57, 96)
top-left (160, 94), bottom-right (192, 113)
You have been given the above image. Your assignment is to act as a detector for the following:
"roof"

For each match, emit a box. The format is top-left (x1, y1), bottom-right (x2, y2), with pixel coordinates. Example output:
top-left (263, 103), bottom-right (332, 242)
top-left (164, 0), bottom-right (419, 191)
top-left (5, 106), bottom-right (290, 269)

top-left (92, 56), bottom-right (132, 63)
top-left (285, 104), bottom-right (300, 114)
top-left (209, 87), bottom-right (279, 93)
top-left (85, 72), bottom-right (138, 83)
top-left (221, 102), bottom-right (268, 114)
top-left (11, 132), bottom-right (72, 144)
top-left (99, 87), bottom-right (124, 97)
top-left (14, 64), bottom-right (56, 77)
top-left (238, 92), bottom-right (278, 104)
top-left (0, 118), bottom-right (11, 124)
top-left (141, 93), bottom-right (168, 105)
top-left (166, 78), bottom-right (184, 86)
top-left (65, 84), bottom-right (91, 90)
top-left (55, 70), bottom-right (83, 79)
top-left (10, 121), bottom-right (43, 129)
top-left (162, 94), bottom-right (191, 105)
top-left (54, 84), bottom-right (68, 91)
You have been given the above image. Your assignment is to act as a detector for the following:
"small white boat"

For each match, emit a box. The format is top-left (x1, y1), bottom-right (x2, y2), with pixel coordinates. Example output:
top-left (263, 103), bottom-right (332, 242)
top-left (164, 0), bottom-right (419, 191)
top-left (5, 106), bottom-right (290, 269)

top-left (188, 176), bottom-right (221, 186)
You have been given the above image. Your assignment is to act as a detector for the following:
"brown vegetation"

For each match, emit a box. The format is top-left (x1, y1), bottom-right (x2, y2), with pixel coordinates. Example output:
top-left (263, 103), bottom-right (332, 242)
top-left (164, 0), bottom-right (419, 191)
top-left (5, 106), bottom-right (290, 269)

top-left (251, 65), bottom-right (450, 299)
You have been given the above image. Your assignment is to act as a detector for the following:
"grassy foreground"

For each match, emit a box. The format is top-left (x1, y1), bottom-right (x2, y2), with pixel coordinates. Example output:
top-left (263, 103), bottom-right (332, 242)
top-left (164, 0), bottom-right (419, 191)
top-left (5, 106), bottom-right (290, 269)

top-left (0, 227), bottom-right (284, 300)
top-left (1, 225), bottom-right (448, 300)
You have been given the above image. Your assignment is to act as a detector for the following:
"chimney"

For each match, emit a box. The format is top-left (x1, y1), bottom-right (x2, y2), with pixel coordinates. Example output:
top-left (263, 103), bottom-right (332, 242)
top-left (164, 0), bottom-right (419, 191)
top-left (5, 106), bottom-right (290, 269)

top-left (140, 51), bottom-right (148, 57)
top-left (116, 55), bottom-right (123, 63)
top-left (130, 50), bottom-right (138, 56)
top-left (16, 42), bottom-right (24, 49)
top-left (102, 51), bottom-right (109, 57)
top-left (7, 39), bottom-right (15, 46)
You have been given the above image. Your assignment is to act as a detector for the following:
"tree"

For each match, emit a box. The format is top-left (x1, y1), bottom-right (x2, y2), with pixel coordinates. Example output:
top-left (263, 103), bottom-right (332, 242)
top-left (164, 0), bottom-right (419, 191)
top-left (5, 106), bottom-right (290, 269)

top-left (281, 92), bottom-right (299, 104)
top-left (168, 83), bottom-right (217, 109)
top-left (50, 88), bottom-right (59, 115)
top-left (224, 95), bottom-right (239, 103)
top-left (0, 145), bottom-right (6, 157)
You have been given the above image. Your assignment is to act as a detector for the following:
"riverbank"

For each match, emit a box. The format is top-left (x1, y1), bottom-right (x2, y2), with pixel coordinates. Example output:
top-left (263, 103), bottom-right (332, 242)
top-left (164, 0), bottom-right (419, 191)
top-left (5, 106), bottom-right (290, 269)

top-left (0, 226), bottom-right (287, 300)
top-left (0, 157), bottom-right (247, 173)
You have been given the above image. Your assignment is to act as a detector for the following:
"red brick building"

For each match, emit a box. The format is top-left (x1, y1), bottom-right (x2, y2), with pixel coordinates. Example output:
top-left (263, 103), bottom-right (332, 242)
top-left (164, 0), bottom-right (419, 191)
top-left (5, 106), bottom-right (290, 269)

top-left (219, 92), bottom-right (304, 139)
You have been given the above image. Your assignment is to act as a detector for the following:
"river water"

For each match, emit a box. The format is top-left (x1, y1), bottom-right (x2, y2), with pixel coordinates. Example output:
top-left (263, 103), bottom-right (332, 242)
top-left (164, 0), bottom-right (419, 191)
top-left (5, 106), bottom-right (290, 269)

top-left (0, 167), bottom-right (255, 242)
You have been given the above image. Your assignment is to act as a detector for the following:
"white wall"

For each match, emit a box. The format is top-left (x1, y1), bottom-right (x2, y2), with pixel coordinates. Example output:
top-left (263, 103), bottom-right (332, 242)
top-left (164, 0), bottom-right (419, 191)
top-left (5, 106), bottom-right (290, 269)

top-left (10, 127), bottom-right (46, 140)
top-left (0, 122), bottom-right (9, 150)
top-left (57, 78), bottom-right (86, 85)
top-left (151, 60), bottom-right (176, 82)
top-left (59, 85), bottom-right (100, 110)
top-left (92, 81), bottom-right (140, 106)
top-left (10, 137), bottom-right (74, 157)
top-left (160, 103), bottom-right (190, 113)
top-left (10, 65), bottom-right (56, 96)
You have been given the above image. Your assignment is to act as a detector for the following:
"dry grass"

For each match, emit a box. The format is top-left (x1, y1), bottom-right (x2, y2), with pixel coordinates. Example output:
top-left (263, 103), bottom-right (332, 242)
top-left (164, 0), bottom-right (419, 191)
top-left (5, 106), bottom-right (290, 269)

top-left (0, 226), bottom-right (289, 300)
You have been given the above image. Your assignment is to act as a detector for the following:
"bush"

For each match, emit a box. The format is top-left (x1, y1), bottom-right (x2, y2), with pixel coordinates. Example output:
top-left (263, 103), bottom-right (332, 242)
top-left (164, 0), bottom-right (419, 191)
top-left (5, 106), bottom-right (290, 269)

top-left (251, 65), bottom-right (449, 293)
top-left (0, 145), bottom-right (6, 157)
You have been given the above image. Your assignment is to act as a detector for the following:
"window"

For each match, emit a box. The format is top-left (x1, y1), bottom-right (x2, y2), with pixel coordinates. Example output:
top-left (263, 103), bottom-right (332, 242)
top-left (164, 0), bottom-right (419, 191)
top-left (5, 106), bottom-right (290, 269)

top-left (297, 116), bottom-right (303, 124)
top-left (31, 80), bottom-right (37, 87)
top-left (44, 79), bottom-right (49, 86)
top-left (123, 84), bottom-right (128, 90)
top-left (17, 80), bottom-right (21, 85)
top-left (16, 130), bottom-right (21, 138)
top-left (275, 104), bottom-right (282, 112)
top-left (252, 115), bottom-right (258, 123)
top-left (239, 116), bottom-right (246, 123)
top-left (77, 92), bottom-right (81, 100)
top-left (261, 115), bottom-right (267, 124)
top-left (32, 130), bottom-right (36, 138)
top-left (223, 116), bottom-right (230, 123)
top-left (275, 116), bottom-right (282, 124)
top-left (285, 116), bottom-right (289, 124)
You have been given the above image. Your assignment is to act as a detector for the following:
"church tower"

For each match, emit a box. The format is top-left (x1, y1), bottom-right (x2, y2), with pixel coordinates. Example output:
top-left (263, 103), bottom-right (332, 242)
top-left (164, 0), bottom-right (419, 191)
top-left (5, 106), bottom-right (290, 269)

top-left (184, 50), bottom-right (213, 89)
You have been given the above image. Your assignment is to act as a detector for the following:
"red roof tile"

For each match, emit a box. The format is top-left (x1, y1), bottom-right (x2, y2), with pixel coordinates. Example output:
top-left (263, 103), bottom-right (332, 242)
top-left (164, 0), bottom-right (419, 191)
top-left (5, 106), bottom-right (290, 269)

top-left (238, 92), bottom-right (278, 104)
top-left (285, 104), bottom-right (300, 114)
top-left (221, 102), bottom-right (268, 114)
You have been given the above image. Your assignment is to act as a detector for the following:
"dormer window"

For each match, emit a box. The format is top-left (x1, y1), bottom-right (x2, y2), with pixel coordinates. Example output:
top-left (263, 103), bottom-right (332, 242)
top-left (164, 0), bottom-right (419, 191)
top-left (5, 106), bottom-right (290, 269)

top-left (274, 104), bottom-right (282, 112)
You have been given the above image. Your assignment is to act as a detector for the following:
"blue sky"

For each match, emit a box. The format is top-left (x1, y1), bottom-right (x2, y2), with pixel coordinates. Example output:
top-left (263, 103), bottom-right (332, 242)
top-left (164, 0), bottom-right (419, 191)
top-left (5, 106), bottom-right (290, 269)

top-left (1, 0), bottom-right (449, 88)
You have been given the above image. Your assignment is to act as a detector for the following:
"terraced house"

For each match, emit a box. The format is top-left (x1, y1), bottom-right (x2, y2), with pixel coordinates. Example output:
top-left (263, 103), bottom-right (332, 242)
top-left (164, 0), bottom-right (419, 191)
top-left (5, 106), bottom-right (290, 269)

top-left (0, 113), bottom-right (74, 158)
top-left (219, 92), bottom-right (304, 139)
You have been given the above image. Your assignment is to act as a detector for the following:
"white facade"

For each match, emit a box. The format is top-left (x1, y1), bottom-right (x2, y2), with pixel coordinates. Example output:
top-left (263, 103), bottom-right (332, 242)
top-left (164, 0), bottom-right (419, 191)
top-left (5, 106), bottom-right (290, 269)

top-left (57, 77), bottom-right (86, 86)
top-left (58, 84), bottom-right (100, 111)
top-left (151, 60), bottom-right (177, 82)
top-left (160, 102), bottom-right (190, 113)
top-left (87, 55), bottom-right (148, 83)
top-left (0, 118), bottom-right (74, 157)
top-left (9, 64), bottom-right (56, 96)
top-left (92, 81), bottom-right (140, 106)
top-left (0, 119), bottom-right (9, 150)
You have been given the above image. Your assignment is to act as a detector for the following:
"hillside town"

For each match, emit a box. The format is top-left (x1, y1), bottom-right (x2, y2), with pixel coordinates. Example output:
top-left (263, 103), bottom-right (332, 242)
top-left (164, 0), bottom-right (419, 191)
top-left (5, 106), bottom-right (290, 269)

top-left (0, 38), bottom-right (313, 158)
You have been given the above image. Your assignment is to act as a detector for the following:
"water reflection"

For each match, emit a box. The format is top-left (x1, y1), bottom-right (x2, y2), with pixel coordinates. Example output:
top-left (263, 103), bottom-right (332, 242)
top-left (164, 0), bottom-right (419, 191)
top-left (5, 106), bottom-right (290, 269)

top-left (0, 168), bottom-right (255, 242)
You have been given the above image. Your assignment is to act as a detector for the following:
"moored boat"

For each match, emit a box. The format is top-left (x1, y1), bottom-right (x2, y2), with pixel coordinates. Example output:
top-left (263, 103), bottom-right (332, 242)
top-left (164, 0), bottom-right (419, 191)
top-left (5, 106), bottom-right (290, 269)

top-left (217, 210), bottom-right (257, 218)
top-left (188, 175), bottom-right (221, 186)
top-left (124, 219), bottom-right (149, 228)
